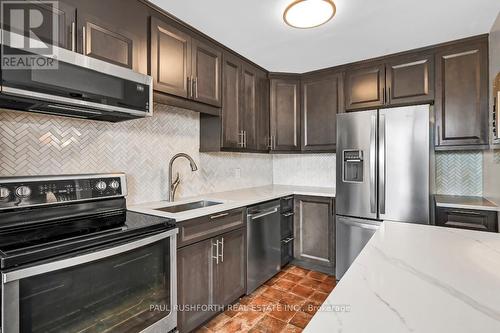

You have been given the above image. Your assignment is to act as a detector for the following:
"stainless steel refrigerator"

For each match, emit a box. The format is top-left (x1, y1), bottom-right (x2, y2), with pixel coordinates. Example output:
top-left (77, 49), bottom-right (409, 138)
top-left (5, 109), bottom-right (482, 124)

top-left (335, 105), bottom-right (433, 279)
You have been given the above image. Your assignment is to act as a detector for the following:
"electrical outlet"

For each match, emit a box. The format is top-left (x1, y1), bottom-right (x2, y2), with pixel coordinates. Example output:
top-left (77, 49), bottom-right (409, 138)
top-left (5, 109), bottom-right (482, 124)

top-left (234, 168), bottom-right (241, 179)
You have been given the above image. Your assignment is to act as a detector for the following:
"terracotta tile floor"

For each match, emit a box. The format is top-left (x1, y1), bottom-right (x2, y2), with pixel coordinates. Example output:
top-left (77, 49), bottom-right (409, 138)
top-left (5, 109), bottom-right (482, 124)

top-left (196, 265), bottom-right (336, 333)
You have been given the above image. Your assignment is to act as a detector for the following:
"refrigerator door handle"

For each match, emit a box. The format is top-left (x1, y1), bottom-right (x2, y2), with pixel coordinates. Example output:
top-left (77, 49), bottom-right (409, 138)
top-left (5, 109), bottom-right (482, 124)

top-left (379, 114), bottom-right (386, 215)
top-left (370, 114), bottom-right (377, 214)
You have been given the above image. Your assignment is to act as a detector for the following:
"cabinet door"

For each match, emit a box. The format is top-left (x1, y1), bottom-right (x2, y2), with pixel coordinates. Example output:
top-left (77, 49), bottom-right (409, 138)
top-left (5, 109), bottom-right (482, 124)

top-left (256, 73), bottom-right (270, 151)
top-left (25, 1), bottom-right (76, 50)
top-left (221, 52), bottom-right (243, 149)
top-left (150, 17), bottom-right (191, 98)
top-left (191, 38), bottom-right (222, 107)
top-left (241, 64), bottom-right (258, 150)
top-left (177, 239), bottom-right (217, 333)
top-left (435, 39), bottom-right (489, 147)
top-left (78, 9), bottom-right (139, 69)
top-left (344, 64), bottom-right (385, 111)
top-left (294, 196), bottom-right (335, 271)
top-left (386, 54), bottom-right (434, 105)
top-left (215, 229), bottom-right (246, 306)
top-left (301, 73), bottom-right (343, 152)
top-left (270, 78), bottom-right (301, 151)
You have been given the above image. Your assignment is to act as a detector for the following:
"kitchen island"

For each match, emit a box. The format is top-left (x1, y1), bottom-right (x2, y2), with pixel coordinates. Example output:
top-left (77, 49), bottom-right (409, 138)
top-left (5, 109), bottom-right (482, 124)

top-left (305, 221), bottom-right (500, 333)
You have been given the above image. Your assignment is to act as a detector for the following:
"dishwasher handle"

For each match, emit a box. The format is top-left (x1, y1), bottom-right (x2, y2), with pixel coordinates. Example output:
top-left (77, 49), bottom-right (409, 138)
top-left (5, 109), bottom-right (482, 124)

top-left (248, 206), bottom-right (279, 220)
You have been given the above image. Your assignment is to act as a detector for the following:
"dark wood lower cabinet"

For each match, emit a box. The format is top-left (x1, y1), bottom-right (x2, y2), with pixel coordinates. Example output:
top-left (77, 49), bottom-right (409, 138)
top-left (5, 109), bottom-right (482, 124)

top-left (436, 207), bottom-right (498, 232)
top-left (177, 238), bottom-right (216, 333)
top-left (293, 196), bottom-right (335, 273)
top-left (177, 227), bottom-right (246, 333)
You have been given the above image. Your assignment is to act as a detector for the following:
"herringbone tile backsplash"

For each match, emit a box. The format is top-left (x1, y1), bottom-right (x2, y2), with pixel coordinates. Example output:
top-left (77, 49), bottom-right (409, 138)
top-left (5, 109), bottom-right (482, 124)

top-left (435, 151), bottom-right (483, 196)
top-left (273, 154), bottom-right (336, 187)
top-left (0, 104), bottom-right (273, 204)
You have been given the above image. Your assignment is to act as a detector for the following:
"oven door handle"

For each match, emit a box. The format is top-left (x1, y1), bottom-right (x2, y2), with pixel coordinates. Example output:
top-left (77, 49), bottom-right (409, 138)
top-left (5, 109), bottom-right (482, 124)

top-left (2, 228), bottom-right (178, 283)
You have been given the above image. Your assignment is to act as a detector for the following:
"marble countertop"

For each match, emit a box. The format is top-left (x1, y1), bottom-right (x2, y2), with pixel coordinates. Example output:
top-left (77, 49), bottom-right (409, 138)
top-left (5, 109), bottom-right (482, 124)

top-left (128, 184), bottom-right (335, 222)
top-left (435, 195), bottom-right (499, 212)
top-left (304, 221), bottom-right (500, 333)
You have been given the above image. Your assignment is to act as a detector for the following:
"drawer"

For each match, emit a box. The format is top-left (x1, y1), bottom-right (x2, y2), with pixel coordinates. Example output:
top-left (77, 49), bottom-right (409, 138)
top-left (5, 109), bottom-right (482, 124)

top-left (280, 211), bottom-right (294, 239)
top-left (281, 196), bottom-right (294, 213)
top-left (436, 207), bottom-right (498, 232)
top-left (281, 236), bottom-right (294, 267)
top-left (177, 208), bottom-right (245, 247)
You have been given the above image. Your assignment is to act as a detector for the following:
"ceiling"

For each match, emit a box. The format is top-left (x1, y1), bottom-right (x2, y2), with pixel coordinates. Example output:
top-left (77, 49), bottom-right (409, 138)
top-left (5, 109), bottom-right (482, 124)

top-left (149, 0), bottom-right (500, 73)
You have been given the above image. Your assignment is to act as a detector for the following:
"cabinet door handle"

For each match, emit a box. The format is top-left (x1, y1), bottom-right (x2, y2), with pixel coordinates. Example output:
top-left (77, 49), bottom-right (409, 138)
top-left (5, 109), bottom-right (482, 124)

top-left (210, 212), bottom-right (229, 220)
top-left (82, 25), bottom-right (86, 54)
top-left (282, 212), bottom-right (294, 217)
top-left (219, 237), bottom-right (224, 262)
top-left (382, 87), bottom-right (385, 104)
top-left (388, 87), bottom-right (391, 104)
top-left (436, 125), bottom-right (441, 146)
top-left (194, 77), bottom-right (198, 99)
top-left (244, 130), bottom-right (247, 148)
top-left (212, 239), bottom-right (219, 265)
top-left (71, 22), bottom-right (76, 52)
top-left (187, 77), bottom-right (191, 98)
top-left (448, 210), bottom-right (483, 216)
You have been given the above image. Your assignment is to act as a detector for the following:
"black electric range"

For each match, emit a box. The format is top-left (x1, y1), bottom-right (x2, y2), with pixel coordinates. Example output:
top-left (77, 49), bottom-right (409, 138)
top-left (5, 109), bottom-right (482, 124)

top-left (0, 173), bottom-right (176, 270)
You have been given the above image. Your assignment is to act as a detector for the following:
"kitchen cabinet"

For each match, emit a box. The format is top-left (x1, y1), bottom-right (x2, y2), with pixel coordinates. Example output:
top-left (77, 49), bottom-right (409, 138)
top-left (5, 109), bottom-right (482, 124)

top-left (176, 210), bottom-right (246, 332)
top-left (217, 52), bottom-right (267, 151)
top-left (436, 207), bottom-right (498, 232)
top-left (214, 228), bottom-right (246, 306)
top-left (293, 196), bottom-right (335, 272)
top-left (73, 0), bottom-right (148, 72)
top-left (177, 238), bottom-right (216, 333)
top-left (344, 63), bottom-right (385, 111)
top-left (150, 17), bottom-right (222, 106)
top-left (270, 76), bottom-right (301, 151)
top-left (435, 37), bottom-right (489, 148)
top-left (24, 1), bottom-right (76, 51)
top-left (301, 72), bottom-right (343, 152)
top-left (385, 53), bottom-right (434, 105)
top-left (345, 53), bottom-right (433, 111)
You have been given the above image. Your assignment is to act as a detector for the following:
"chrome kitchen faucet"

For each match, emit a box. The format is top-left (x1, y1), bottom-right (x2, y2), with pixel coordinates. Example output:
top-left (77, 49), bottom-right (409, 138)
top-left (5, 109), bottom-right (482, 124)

top-left (168, 153), bottom-right (198, 201)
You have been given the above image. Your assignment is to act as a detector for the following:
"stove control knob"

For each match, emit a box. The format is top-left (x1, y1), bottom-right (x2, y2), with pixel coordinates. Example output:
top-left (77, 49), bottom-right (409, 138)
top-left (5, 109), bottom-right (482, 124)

top-left (15, 186), bottom-right (31, 198)
top-left (0, 187), bottom-right (10, 199)
top-left (109, 180), bottom-right (120, 190)
top-left (95, 181), bottom-right (107, 191)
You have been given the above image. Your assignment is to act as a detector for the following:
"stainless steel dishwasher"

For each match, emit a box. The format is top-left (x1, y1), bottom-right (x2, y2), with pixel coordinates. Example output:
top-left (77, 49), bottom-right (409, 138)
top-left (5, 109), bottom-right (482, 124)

top-left (246, 200), bottom-right (281, 294)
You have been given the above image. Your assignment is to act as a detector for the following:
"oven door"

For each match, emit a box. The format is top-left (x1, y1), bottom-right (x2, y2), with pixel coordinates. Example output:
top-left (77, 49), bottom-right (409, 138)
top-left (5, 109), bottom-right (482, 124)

top-left (1, 229), bottom-right (177, 333)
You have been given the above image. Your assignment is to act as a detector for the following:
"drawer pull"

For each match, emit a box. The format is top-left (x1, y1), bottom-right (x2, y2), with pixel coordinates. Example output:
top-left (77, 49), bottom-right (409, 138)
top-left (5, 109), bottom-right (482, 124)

top-left (282, 196), bottom-right (294, 201)
top-left (446, 221), bottom-right (488, 230)
top-left (448, 210), bottom-right (483, 216)
top-left (282, 237), bottom-right (294, 244)
top-left (210, 212), bottom-right (229, 220)
top-left (282, 212), bottom-right (294, 217)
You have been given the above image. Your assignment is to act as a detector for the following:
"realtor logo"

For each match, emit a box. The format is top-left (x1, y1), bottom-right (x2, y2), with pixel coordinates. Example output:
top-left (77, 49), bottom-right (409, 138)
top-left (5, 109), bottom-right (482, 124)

top-left (1, 0), bottom-right (59, 69)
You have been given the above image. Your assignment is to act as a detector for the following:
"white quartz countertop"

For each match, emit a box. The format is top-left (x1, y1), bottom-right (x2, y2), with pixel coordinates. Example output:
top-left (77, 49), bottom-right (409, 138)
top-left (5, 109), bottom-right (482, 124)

top-left (435, 194), bottom-right (499, 212)
top-left (128, 185), bottom-right (335, 222)
top-left (304, 221), bottom-right (500, 333)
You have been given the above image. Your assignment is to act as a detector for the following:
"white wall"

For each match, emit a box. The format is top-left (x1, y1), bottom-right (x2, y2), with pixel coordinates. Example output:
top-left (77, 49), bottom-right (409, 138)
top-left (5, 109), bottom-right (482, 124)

top-left (483, 12), bottom-right (500, 203)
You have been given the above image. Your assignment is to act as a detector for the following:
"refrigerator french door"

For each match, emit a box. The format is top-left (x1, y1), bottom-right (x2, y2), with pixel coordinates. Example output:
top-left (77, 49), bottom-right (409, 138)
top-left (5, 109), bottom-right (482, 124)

top-left (335, 105), bottom-right (431, 279)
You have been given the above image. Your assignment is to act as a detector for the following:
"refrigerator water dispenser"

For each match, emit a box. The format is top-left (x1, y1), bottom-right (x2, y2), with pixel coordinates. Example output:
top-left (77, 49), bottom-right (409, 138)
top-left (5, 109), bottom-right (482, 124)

top-left (343, 150), bottom-right (363, 182)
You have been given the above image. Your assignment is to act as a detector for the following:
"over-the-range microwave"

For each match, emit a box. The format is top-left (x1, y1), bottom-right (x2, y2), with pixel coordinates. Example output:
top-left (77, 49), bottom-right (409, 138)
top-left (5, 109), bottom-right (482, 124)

top-left (0, 29), bottom-right (152, 122)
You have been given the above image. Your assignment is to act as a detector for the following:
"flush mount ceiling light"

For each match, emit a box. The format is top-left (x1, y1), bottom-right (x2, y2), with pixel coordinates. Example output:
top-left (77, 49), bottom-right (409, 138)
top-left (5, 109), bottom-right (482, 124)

top-left (283, 0), bottom-right (336, 29)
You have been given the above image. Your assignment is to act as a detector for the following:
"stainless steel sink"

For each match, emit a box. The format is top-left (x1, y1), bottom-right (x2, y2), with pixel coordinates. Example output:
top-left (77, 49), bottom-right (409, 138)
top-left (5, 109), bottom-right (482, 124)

top-left (154, 200), bottom-right (222, 213)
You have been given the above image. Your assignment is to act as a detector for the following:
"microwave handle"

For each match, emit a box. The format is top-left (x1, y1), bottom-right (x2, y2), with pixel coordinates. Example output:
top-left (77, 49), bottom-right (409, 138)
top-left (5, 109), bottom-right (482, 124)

top-left (2, 228), bottom-right (178, 283)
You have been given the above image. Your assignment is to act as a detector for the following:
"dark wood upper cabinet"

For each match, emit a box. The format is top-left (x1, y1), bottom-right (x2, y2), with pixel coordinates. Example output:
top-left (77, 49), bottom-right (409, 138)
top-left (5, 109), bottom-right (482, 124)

top-left (221, 52), bottom-right (243, 149)
top-left (270, 77), bottom-right (301, 151)
top-left (150, 17), bottom-right (191, 98)
top-left (435, 37), bottom-right (489, 148)
top-left (256, 73), bottom-right (270, 151)
top-left (76, 1), bottom-right (147, 71)
top-left (344, 64), bottom-right (385, 111)
top-left (26, 1), bottom-right (76, 51)
top-left (191, 38), bottom-right (222, 107)
top-left (241, 64), bottom-right (258, 150)
top-left (301, 73), bottom-right (343, 152)
top-left (386, 53), bottom-right (434, 105)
